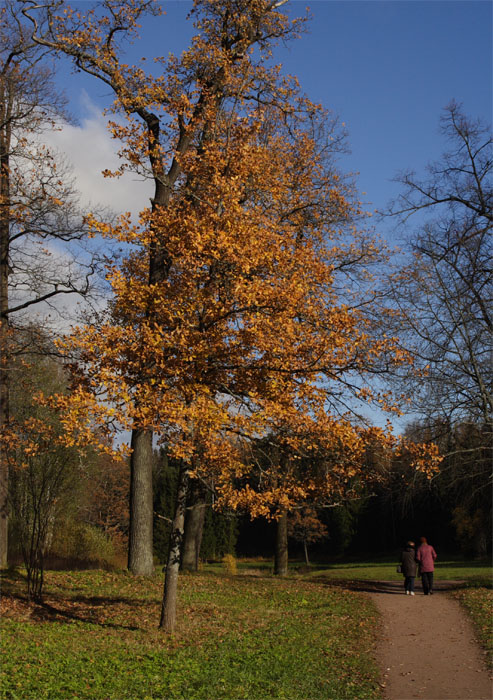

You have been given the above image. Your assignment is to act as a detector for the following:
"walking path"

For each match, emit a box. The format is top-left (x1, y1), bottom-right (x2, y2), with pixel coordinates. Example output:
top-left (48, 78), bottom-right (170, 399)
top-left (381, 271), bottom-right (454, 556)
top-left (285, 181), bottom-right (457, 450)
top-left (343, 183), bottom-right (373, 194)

top-left (366, 581), bottom-right (492, 700)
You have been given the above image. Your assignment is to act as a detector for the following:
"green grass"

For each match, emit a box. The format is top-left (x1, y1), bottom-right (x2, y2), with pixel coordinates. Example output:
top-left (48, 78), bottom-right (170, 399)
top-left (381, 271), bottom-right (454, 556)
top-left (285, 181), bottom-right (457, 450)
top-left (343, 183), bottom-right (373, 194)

top-left (204, 555), bottom-right (492, 584)
top-left (3, 558), bottom-right (491, 699)
top-left (0, 568), bottom-right (381, 700)
top-left (302, 556), bottom-right (493, 585)
top-left (453, 587), bottom-right (493, 669)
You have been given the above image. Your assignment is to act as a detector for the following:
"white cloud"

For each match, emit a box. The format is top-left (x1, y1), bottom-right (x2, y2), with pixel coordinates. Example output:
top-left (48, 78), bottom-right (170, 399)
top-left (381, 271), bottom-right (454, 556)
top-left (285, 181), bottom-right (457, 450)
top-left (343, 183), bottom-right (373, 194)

top-left (14, 92), bottom-right (151, 332)
top-left (45, 91), bottom-right (152, 217)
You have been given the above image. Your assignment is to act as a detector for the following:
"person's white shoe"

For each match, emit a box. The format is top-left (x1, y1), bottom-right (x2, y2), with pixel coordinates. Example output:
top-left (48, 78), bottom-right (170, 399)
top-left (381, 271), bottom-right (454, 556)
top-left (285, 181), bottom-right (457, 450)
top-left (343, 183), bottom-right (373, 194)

top-left (410, 592), bottom-right (415, 596)
top-left (406, 590), bottom-right (410, 595)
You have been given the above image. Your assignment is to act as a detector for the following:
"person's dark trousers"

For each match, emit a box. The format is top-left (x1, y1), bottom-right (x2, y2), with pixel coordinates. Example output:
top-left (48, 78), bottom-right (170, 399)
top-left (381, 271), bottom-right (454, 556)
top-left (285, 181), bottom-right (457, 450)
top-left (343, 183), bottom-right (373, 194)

top-left (421, 572), bottom-right (434, 594)
top-left (404, 576), bottom-right (415, 593)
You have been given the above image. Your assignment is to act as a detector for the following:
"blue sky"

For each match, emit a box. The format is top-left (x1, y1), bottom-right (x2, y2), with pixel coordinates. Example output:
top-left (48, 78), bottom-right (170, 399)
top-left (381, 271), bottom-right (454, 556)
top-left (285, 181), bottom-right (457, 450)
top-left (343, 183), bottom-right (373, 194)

top-left (60, 0), bottom-right (492, 241)
top-left (279, 1), bottom-right (492, 219)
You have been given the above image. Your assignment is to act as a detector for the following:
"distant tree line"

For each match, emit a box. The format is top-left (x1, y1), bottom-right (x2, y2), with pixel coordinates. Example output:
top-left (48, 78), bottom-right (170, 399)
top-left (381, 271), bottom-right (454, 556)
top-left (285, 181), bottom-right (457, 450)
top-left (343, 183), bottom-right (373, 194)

top-left (151, 421), bottom-right (490, 568)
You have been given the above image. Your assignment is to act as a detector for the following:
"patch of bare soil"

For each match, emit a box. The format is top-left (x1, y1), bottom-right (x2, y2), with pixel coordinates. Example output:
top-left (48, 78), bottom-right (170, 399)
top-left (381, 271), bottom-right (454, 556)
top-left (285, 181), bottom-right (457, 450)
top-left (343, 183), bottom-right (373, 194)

top-left (367, 581), bottom-right (492, 700)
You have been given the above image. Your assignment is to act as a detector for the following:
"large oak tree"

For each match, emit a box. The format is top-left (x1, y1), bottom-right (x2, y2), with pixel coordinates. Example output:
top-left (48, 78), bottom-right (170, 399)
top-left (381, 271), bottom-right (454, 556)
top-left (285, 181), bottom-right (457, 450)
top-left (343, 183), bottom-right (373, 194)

top-left (22, 0), bottom-right (318, 576)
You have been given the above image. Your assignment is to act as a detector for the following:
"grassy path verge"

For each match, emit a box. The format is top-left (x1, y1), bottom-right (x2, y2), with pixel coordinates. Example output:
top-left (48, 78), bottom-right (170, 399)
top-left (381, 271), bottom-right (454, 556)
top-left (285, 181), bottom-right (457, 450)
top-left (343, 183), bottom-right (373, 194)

top-left (453, 587), bottom-right (493, 669)
top-left (1, 569), bottom-right (381, 700)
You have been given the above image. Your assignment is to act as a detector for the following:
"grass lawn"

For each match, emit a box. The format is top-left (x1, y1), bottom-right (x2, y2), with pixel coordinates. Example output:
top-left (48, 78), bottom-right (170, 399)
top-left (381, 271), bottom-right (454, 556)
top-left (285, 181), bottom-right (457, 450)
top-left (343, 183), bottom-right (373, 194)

top-left (0, 567), bottom-right (381, 700)
top-left (453, 587), bottom-right (493, 669)
top-left (301, 556), bottom-right (493, 585)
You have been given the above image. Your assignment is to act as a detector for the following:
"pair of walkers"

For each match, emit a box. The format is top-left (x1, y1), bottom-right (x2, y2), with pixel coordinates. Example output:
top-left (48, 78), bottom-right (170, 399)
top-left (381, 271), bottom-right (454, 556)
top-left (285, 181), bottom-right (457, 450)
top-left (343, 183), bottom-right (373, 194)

top-left (400, 537), bottom-right (437, 595)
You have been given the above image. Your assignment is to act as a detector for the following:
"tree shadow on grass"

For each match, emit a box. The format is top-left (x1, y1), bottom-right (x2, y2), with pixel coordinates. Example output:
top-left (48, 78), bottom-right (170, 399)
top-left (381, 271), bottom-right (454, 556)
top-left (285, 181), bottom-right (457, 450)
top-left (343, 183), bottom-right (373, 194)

top-left (2, 590), bottom-right (148, 631)
top-left (29, 599), bottom-right (143, 630)
top-left (1, 570), bottom-right (160, 630)
top-left (314, 577), bottom-right (468, 595)
top-left (1, 567), bottom-right (28, 591)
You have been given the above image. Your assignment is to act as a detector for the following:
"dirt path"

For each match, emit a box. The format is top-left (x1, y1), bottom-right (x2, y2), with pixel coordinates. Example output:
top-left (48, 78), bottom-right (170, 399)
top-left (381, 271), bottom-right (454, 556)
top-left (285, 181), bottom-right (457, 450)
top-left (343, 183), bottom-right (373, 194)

top-left (366, 581), bottom-right (492, 700)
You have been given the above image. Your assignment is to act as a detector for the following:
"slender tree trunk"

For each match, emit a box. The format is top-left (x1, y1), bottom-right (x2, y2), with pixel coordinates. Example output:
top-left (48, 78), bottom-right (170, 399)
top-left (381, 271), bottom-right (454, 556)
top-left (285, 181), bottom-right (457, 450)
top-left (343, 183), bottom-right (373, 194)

top-left (303, 539), bottom-right (310, 566)
top-left (474, 528), bottom-right (487, 559)
top-left (274, 511), bottom-right (288, 576)
top-left (0, 318), bottom-right (8, 570)
top-left (160, 461), bottom-right (189, 632)
top-left (128, 428), bottom-right (154, 575)
top-left (181, 479), bottom-right (207, 572)
top-left (0, 139), bottom-right (10, 569)
top-left (181, 501), bottom-right (206, 571)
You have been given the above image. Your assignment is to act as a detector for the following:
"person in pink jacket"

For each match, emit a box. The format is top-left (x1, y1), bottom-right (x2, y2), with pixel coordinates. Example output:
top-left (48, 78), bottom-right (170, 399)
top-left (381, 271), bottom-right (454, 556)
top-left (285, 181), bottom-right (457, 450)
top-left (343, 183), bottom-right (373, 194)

top-left (416, 536), bottom-right (437, 595)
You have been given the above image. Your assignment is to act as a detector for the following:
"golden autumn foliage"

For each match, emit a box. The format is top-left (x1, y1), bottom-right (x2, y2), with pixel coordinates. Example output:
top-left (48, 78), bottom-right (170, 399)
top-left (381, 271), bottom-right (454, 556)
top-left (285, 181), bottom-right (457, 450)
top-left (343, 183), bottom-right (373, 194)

top-left (288, 507), bottom-right (328, 546)
top-left (48, 102), bottom-right (442, 513)
top-left (19, 0), bottom-right (443, 524)
top-left (12, 0), bottom-right (447, 631)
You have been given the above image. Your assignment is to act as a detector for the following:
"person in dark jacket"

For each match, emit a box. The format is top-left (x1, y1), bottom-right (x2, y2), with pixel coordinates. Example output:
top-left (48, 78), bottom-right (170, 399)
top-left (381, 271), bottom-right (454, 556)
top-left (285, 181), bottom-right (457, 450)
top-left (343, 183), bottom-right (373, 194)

top-left (400, 541), bottom-right (417, 595)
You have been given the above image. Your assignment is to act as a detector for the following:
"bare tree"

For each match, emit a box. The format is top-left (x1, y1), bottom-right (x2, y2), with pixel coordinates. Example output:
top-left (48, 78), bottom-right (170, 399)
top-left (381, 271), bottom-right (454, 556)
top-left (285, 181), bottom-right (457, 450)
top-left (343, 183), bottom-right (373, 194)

top-left (0, 3), bottom-right (96, 567)
top-left (387, 101), bottom-right (492, 504)
top-left (6, 335), bottom-right (82, 600)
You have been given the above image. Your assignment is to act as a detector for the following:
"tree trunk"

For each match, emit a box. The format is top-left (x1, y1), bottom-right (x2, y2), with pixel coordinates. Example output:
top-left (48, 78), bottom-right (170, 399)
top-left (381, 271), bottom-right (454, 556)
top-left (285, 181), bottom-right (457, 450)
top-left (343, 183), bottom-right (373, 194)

top-left (160, 461), bottom-right (189, 632)
top-left (126, 142), bottom-right (172, 575)
top-left (274, 511), bottom-right (288, 576)
top-left (181, 479), bottom-right (207, 572)
top-left (128, 428), bottom-right (154, 575)
top-left (0, 316), bottom-right (8, 569)
top-left (474, 526), bottom-right (488, 559)
top-left (303, 539), bottom-right (310, 567)
top-left (0, 140), bottom-right (10, 569)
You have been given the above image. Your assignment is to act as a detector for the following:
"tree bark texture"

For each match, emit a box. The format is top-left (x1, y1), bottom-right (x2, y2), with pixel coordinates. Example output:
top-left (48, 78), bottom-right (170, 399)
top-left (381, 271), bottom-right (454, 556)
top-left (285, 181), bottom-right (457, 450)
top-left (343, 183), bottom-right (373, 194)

top-left (274, 511), bottom-right (288, 576)
top-left (0, 313), bottom-right (8, 569)
top-left (160, 461), bottom-right (189, 632)
top-left (126, 130), bottom-right (173, 574)
top-left (181, 482), bottom-right (207, 572)
top-left (128, 428), bottom-right (154, 575)
top-left (0, 135), bottom-right (10, 569)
